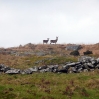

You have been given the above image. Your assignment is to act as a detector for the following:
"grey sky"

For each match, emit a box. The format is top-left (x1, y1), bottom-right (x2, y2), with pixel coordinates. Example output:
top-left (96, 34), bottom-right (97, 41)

top-left (0, 0), bottom-right (99, 47)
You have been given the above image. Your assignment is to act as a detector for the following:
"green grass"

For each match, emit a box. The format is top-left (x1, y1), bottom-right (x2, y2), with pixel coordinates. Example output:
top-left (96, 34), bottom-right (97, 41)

top-left (0, 55), bottom-right (78, 69)
top-left (0, 54), bottom-right (99, 99)
top-left (42, 56), bottom-right (77, 65)
top-left (0, 70), bottom-right (99, 99)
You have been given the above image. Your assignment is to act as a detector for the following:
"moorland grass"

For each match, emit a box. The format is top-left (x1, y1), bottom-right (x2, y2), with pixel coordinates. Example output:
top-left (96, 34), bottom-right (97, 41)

top-left (0, 52), bottom-right (99, 99)
top-left (0, 70), bottom-right (99, 99)
top-left (0, 55), bottom-right (78, 69)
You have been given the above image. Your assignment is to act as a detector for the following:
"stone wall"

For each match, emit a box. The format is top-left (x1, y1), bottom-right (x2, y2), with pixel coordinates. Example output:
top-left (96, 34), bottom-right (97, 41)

top-left (0, 56), bottom-right (99, 74)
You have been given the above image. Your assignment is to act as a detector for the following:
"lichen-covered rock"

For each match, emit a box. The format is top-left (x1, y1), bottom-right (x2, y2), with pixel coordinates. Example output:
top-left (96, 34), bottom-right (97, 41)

top-left (5, 69), bottom-right (20, 74)
top-left (23, 67), bottom-right (38, 74)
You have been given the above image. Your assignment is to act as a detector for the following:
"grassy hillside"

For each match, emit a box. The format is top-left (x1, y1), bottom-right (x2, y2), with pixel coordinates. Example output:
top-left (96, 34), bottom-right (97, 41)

top-left (0, 43), bottom-right (99, 99)
top-left (9, 43), bottom-right (99, 57)
top-left (0, 71), bottom-right (99, 99)
top-left (0, 54), bottom-right (78, 69)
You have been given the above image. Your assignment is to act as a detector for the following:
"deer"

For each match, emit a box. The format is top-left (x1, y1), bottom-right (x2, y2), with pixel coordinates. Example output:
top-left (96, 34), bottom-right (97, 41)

top-left (43, 38), bottom-right (49, 44)
top-left (50, 37), bottom-right (58, 44)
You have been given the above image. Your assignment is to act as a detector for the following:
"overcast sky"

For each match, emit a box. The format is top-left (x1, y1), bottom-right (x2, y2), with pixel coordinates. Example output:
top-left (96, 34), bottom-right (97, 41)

top-left (0, 0), bottom-right (99, 47)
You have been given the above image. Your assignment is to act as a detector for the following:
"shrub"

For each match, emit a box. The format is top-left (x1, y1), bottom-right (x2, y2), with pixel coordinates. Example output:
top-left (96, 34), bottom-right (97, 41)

top-left (83, 50), bottom-right (93, 55)
top-left (70, 50), bottom-right (80, 56)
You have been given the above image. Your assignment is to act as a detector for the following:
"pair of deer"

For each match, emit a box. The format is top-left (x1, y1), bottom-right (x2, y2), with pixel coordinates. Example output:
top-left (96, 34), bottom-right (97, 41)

top-left (43, 37), bottom-right (58, 44)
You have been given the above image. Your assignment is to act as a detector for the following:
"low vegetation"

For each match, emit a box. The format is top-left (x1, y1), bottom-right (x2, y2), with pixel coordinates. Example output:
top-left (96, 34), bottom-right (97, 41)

top-left (0, 43), bottom-right (99, 99)
top-left (0, 71), bottom-right (99, 99)
top-left (70, 50), bottom-right (80, 56)
top-left (83, 50), bottom-right (93, 55)
top-left (0, 54), bottom-right (78, 69)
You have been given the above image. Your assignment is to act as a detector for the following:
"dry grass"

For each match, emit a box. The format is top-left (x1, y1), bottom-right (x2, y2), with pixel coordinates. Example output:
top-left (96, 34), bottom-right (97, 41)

top-left (9, 43), bottom-right (99, 56)
top-left (0, 43), bottom-right (99, 69)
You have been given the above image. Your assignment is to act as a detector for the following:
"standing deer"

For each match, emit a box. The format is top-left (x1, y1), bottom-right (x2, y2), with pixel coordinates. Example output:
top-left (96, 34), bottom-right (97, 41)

top-left (50, 37), bottom-right (58, 44)
top-left (43, 38), bottom-right (49, 44)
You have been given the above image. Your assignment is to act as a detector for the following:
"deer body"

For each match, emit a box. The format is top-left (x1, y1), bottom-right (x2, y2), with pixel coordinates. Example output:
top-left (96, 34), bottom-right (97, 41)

top-left (43, 38), bottom-right (49, 44)
top-left (50, 37), bottom-right (58, 44)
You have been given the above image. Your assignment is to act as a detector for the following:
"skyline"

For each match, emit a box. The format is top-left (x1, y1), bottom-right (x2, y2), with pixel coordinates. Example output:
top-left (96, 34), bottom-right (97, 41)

top-left (0, 0), bottom-right (99, 48)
